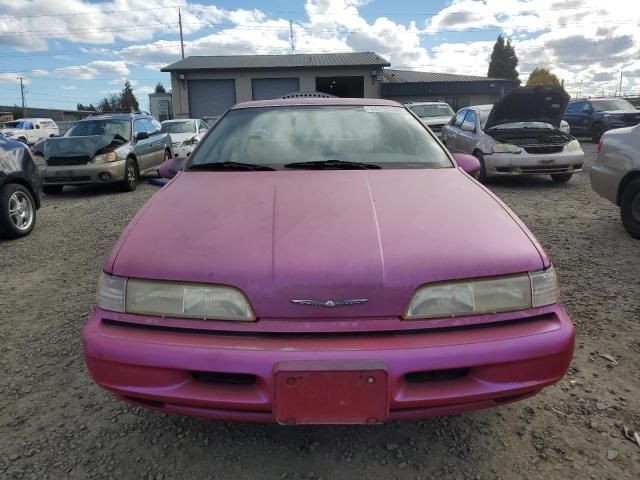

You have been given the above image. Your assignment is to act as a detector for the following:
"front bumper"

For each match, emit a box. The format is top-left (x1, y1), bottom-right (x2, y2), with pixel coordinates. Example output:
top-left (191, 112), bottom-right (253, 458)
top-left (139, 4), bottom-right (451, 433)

top-left (83, 305), bottom-right (575, 423)
top-left (172, 144), bottom-right (195, 158)
top-left (484, 150), bottom-right (584, 176)
top-left (42, 160), bottom-right (126, 185)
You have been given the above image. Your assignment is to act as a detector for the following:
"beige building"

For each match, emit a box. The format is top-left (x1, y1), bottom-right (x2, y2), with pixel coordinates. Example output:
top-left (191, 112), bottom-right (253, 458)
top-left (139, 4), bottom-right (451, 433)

top-left (162, 52), bottom-right (390, 119)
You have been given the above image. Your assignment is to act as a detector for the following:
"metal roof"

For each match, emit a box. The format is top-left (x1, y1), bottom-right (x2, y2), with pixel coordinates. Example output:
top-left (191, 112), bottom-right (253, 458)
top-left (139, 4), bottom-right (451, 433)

top-left (383, 69), bottom-right (507, 84)
top-left (162, 52), bottom-right (390, 72)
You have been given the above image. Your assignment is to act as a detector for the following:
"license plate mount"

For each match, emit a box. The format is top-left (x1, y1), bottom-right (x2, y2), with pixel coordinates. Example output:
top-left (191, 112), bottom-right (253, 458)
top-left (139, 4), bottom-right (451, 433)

top-left (274, 360), bottom-right (388, 425)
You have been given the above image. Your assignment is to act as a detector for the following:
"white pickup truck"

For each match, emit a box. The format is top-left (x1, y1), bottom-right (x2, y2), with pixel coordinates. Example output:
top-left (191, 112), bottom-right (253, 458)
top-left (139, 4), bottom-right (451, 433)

top-left (1, 118), bottom-right (59, 145)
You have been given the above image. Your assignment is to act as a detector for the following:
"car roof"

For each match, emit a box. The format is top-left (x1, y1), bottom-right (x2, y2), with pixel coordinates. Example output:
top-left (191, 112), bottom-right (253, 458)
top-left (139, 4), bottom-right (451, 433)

top-left (407, 102), bottom-right (449, 106)
top-left (79, 113), bottom-right (150, 121)
top-left (161, 119), bottom-right (198, 123)
top-left (13, 118), bottom-right (55, 121)
top-left (232, 97), bottom-right (403, 109)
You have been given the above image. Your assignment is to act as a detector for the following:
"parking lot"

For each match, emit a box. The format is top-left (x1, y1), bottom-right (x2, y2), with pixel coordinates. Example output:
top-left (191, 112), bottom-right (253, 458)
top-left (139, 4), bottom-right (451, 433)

top-left (1, 142), bottom-right (638, 480)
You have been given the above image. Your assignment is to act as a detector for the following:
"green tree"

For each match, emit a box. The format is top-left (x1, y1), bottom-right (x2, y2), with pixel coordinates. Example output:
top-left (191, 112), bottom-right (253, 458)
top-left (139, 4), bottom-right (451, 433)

top-left (76, 103), bottom-right (96, 111)
top-left (154, 82), bottom-right (166, 93)
top-left (488, 35), bottom-right (521, 85)
top-left (120, 80), bottom-right (139, 112)
top-left (526, 67), bottom-right (562, 87)
top-left (9, 105), bottom-right (23, 119)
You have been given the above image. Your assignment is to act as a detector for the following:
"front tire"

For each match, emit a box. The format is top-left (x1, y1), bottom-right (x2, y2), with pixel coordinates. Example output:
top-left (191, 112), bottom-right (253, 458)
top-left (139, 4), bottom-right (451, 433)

top-left (42, 185), bottom-right (63, 195)
top-left (0, 184), bottom-right (36, 239)
top-left (474, 151), bottom-right (488, 182)
top-left (120, 157), bottom-right (139, 192)
top-left (620, 178), bottom-right (640, 239)
top-left (551, 173), bottom-right (572, 183)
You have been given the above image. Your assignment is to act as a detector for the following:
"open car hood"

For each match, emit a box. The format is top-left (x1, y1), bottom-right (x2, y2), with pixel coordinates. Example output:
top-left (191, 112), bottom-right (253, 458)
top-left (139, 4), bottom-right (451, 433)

top-left (484, 85), bottom-right (569, 130)
top-left (37, 135), bottom-right (122, 160)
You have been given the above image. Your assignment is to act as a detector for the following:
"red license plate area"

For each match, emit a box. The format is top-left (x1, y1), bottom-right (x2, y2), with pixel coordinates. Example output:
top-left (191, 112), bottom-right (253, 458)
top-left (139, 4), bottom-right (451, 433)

top-left (274, 366), bottom-right (388, 425)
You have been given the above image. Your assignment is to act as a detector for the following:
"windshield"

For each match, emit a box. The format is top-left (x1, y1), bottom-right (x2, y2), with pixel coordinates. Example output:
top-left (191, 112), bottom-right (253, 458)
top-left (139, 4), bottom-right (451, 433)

top-left (162, 121), bottom-right (196, 134)
top-left (189, 106), bottom-right (452, 170)
top-left (66, 120), bottom-right (131, 140)
top-left (479, 109), bottom-right (491, 129)
top-left (410, 104), bottom-right (455, 118)
top-left (5, 121), bottom-right (32, 129)
top-left (590, 99), bottom-right (636, 112)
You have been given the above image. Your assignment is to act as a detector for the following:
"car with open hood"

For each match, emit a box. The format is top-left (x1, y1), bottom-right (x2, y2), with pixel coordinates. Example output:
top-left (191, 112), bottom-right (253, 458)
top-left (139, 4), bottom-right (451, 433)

top-left (406, 101), bottom-right (455, 137)
top-left (441, 86), bottom-right (584, 183)
top-left (0, 136), bottom-right (41, 239)
top-left (83, 97), bottom-right (574, 424)
top-left (161, 119), bottom-right (209, 158)
top-left (33, 113), bottom-right (172, 194)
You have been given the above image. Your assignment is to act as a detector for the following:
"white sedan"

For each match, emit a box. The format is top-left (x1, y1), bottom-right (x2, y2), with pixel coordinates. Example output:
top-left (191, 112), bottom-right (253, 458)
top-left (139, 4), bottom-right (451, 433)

top-left (591, 123), bottom-right (640, 238)
top-left (161, 119), bottom-right (209, 158)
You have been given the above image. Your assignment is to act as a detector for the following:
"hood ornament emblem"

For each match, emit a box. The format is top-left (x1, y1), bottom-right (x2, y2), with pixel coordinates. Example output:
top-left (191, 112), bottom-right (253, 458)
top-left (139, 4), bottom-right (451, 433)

top-left (291, 299), bottom-right (369, 308)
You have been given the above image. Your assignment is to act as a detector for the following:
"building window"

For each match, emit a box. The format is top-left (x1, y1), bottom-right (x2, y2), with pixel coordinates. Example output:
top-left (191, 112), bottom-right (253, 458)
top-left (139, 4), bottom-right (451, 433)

top-left (316, 76), bottom-right (364, 97)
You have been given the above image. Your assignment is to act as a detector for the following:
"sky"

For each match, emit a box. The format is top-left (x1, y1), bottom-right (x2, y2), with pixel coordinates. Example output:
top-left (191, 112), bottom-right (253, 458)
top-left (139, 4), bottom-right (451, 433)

top-left (0, 0), bottom-right (638, 112)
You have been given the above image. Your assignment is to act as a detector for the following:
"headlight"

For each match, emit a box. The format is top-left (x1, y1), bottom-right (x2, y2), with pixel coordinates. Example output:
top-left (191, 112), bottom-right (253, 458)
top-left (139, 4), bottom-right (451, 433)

top-left (96, 273), bottom-right (255, 321)
top-left (404, 267), bottom-right (559, 319)
top-left (94, 152), bottom-right (117, 163)
top-left (492, 143), bottom-right (522, 154)
top-left (563, 139), bottom-right (581, 152)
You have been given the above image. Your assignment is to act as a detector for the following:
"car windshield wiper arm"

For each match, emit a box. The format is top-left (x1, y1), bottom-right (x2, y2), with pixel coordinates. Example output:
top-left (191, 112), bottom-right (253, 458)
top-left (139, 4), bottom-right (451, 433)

top-left (189, 161), bottom-right (276, 171)
top-left (284, 159), bottom-right (381, 170)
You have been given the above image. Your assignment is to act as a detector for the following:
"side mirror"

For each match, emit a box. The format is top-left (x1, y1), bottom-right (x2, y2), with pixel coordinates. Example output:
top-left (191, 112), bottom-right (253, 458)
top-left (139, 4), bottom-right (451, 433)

top-left (453, 153), bottom-right (481, 175)
top-left (461, 121), bottom-right (476, 132)
top-left (135, 131), bottom-right (149, 141)
top-left (159, 156), bottom-right (186, 179)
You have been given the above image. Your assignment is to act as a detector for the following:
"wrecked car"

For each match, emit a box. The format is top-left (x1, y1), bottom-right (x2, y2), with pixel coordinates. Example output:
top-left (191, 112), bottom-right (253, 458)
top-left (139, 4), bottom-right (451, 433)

top-left (83, 98), bottom-right (574, 424)
top-left (33, 113), bottom-right (172, 194)
top-left (441, 85), bottom-right (584, 183)
top-left (161, 119), bottom-right (209, 158)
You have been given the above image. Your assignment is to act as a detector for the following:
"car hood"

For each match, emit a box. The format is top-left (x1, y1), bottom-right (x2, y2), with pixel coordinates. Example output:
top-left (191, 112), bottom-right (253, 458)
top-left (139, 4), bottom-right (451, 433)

top-left (485, 85), bottom-right (569, 130)
top-left (421, 116), bottom-right (453, 126)
top-left (599, 109), bottom-right (640, 115)
top-left (107, 169), bottom-right (547, 318)
top-left (36, 135), bottom-right (123, 159)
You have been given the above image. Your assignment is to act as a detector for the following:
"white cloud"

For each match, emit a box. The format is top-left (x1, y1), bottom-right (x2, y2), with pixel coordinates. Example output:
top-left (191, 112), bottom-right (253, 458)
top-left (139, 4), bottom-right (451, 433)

top-left (31, 69), bottom-right (49, 77)
top-left (61, 85), bottom-right (77, 90)
top-left (134, 86), bottom-right (155, 96)
top-left (55, 60), bottom-right (129, 80)
top-left (109, 77), bottom-right (137, 86)
top-left (0, 73), bottom-right (29, 84)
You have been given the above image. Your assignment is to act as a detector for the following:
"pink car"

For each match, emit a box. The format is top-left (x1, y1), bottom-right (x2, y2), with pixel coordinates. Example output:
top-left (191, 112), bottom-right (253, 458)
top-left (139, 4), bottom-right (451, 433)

top-left (83, 98), bottom-right (574, 424)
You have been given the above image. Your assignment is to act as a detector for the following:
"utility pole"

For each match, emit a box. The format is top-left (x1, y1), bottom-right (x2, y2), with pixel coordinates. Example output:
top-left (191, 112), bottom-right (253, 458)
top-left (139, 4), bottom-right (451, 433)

top-left (289, 20), bottom-right (295, 55)
top-left (17, 75), bottom-right (26, 117)
top-left (178, 7), bottom-right (185, 59)
top-left (618, 71), bottom-right (623, 97)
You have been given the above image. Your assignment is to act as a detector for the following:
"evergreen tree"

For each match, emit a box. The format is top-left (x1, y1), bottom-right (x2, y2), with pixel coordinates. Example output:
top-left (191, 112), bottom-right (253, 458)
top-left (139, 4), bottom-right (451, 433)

top-left (154, 82), bottom-right (166, 93)
top-left (488, 35), bottom-right (521, 85)
top-left (120, 80), bottom-right (139, 112)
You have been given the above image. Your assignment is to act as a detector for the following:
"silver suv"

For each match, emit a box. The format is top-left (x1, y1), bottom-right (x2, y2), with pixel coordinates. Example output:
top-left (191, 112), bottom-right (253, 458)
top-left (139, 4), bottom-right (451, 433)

top-left (33, 113), bottom-right (172, 194)
top-left (406, 102), bottom-right (454, 137)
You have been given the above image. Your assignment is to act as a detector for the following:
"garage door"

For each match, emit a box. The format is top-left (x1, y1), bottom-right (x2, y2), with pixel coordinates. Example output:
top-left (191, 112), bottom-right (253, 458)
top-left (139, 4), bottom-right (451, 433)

top-left (187, 79), bottom-right (236, 118)
top-left (252, 78), bottom-right (300, 100)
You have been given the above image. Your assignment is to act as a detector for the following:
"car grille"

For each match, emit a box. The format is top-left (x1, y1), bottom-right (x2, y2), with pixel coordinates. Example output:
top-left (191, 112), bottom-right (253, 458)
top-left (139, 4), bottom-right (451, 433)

top-left (171, 142), bottom-right (181, 148)
top-left (522, 145), bottom-right (564, 154)
top-left (621, 113), bottom-right (640, 125)
top-left (45, 176), bottom-right (91, 183)
top-left (47, 156), bottom-right (91, 166)
top-left (519, 166), bottom-right (571, 174)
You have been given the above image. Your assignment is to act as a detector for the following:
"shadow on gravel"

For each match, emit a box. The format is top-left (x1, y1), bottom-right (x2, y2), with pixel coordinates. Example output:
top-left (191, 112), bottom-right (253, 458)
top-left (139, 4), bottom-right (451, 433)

top-left (40, 174), bottom-right (159, 200)
top-left (484, 175), bottom-right (582, 190)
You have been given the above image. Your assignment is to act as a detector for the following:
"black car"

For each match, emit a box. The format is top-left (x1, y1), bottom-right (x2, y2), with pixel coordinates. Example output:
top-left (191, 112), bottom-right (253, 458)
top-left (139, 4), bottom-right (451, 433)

top-left (0, 136), bottom-right (41, 239)
top-left (563, 98), bottom-right (640, 143)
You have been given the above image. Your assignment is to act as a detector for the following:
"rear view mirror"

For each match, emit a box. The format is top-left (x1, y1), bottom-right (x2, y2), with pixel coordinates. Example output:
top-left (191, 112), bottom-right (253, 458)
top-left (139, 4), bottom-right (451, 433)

top-left (159, 157), bottom-right (186, 179)
top-left (135, 131), bottom-right (149, 141)
top-left (452, 153), bottom-right (481, 175)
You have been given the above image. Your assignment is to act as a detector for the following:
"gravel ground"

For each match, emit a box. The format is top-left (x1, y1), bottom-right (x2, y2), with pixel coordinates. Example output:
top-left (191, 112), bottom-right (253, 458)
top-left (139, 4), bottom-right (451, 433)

top-left (1, 142), bottom-right (639, 480)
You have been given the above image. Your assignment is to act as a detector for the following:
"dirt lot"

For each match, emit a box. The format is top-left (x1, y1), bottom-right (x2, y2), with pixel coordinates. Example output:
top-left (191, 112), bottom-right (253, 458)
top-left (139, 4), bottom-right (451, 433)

top-left (1, 142), bottom-right (638, 480)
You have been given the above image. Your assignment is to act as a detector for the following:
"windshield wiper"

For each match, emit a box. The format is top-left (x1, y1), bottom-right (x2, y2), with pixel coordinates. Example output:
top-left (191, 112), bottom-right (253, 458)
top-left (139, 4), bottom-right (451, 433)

top-left (189, 161), bottom-right (276, 171)
top-left (284, 159), bottom-right (381, 170)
